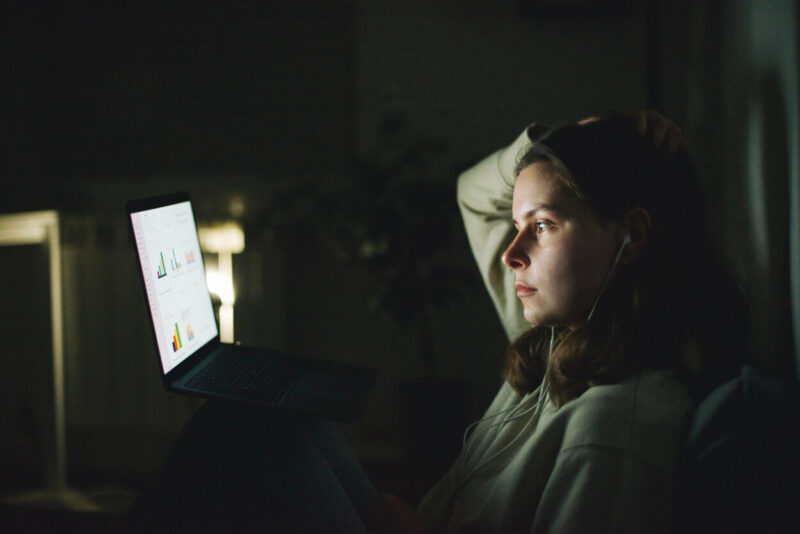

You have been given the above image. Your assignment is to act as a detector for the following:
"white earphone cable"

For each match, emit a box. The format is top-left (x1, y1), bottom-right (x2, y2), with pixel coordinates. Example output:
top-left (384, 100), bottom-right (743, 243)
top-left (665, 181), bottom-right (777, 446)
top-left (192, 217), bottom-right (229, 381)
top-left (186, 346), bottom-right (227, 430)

top-left (458, 327), bottom-right (555, 475)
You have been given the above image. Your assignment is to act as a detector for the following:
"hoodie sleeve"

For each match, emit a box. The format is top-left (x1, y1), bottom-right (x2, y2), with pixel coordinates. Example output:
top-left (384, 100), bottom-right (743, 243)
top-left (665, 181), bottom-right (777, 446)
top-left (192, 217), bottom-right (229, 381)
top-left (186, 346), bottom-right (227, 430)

top-left (531, 445), bottom-right (675, 534)
top-left (456, 124), bottom-right (550, 341)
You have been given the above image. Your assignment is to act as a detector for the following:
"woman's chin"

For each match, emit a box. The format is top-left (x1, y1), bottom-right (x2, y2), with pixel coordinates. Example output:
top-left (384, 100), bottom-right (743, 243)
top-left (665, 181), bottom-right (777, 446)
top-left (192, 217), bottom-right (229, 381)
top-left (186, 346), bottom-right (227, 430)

top-left (523, 306), bottom-right (571, 328)
top-left (523, 307), bottom-right (547, 326)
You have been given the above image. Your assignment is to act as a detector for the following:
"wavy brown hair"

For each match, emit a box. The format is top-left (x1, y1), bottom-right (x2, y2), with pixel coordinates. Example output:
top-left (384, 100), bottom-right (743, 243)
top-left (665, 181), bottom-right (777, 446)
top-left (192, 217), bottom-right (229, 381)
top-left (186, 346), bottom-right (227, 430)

top-left (505, 114), bottom-right (752, 407)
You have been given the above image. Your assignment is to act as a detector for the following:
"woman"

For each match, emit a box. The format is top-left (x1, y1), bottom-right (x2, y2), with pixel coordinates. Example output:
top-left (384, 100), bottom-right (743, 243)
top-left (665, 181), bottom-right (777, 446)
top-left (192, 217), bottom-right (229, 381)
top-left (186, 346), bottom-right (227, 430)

top-left (133, 111), bottom-right (749, 533)
top-left (404, 111), bottom-right (750, 533)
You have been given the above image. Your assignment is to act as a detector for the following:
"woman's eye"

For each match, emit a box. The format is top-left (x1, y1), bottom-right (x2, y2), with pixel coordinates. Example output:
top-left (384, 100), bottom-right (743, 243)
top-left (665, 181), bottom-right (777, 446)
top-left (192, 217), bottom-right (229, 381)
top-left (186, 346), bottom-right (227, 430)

top-left (535, 222), bottom-right (551, 233)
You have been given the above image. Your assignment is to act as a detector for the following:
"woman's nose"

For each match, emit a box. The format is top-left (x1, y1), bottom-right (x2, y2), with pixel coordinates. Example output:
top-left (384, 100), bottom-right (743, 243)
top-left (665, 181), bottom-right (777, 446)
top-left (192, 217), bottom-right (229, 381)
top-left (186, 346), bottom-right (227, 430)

top-left (502, 232), bottom-right (531, 270)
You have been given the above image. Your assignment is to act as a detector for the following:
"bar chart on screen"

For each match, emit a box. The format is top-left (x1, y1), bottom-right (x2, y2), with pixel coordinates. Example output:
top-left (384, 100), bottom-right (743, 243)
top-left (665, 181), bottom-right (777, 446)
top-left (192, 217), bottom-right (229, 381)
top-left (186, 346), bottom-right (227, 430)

top-left (156, 252), bottom-right (168, 279)
top-left (171, 322), bottom-right (183, 352)
top-left (168, 248), bottom-right (182, 271)
top-left (131, 200), bottom-right (218, 373)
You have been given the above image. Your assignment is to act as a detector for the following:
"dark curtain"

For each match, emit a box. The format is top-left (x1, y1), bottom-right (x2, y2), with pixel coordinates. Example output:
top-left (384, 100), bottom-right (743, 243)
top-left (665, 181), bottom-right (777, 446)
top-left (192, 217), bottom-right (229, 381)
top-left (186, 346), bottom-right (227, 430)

top-left (664, 0), bottom-right (799, 386)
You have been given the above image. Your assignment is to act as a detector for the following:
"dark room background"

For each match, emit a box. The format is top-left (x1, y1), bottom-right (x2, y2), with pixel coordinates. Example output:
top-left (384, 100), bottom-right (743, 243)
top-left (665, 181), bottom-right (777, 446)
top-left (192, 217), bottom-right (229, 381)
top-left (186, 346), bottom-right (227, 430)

top-left (1, 0), bottom-right (798, 509)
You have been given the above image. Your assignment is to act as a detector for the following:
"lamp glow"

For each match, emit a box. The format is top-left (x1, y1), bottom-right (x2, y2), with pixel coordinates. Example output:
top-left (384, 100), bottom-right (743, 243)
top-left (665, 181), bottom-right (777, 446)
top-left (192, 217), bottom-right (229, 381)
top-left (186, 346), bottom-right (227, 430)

top-left (198, 222), bottom-right (244, 343)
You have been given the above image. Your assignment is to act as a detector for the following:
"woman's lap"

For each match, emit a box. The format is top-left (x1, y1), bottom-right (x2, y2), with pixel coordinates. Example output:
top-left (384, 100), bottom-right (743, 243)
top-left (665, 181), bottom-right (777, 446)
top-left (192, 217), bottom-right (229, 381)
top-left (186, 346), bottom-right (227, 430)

top-left (130, 400), bottom-right (377, 532)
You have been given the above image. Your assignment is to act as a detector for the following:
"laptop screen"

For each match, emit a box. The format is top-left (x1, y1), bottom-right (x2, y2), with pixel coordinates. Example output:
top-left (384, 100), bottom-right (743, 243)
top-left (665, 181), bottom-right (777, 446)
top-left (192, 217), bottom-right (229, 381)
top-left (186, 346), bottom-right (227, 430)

top-left (130, 200), bottom-right (218, 374)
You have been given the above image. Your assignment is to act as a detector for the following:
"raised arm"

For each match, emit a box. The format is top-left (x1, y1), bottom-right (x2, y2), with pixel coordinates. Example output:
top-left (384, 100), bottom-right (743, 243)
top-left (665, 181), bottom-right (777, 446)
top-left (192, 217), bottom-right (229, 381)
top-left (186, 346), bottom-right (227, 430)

top-left (457, 111), bottom-right (681, 341)
top-left (457, 124), bottom-right (550, 341)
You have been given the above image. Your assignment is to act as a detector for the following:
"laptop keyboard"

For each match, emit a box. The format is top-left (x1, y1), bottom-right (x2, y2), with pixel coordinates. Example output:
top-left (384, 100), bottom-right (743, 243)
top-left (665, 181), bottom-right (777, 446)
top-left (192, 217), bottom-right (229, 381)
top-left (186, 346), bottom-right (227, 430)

top-left (185, 348), bottom-right (299, 404)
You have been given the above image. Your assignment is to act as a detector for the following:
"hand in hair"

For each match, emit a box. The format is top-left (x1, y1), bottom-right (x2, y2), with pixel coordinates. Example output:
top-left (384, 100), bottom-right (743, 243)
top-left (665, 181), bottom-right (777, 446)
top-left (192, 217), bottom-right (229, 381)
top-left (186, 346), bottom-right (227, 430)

top-left (626, 109), bottom-right (686, 154)
top-left (628, 109), bottom-right (684, 153)
top-left (578, 110), bottom-right (684, 153)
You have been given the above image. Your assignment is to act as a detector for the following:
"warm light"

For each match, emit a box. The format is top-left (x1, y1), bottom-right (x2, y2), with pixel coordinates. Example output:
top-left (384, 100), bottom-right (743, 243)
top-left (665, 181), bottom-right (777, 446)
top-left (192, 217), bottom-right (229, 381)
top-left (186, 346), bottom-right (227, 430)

top-left (206, 268), bottom-right (235, 304)
top-left (198, 223), bottom-right (245, 253)
top-left (219, 304), bottom-right (234, 344)
top-left (198, 222), bottom-right (244, 344)
top-left (0, 211), bottom-right (56, 244)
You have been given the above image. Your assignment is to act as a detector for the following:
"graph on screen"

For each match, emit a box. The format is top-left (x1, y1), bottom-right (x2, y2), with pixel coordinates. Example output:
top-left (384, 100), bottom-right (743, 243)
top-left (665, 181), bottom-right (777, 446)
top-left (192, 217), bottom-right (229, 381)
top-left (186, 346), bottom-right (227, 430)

top-left (131, 201), bottom-right (218, 373)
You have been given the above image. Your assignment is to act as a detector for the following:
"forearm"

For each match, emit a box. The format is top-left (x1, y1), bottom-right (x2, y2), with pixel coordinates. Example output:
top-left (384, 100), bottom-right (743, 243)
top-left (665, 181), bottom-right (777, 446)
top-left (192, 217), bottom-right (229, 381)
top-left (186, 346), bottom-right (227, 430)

top-left (457, 124), bottom-right (548, 340)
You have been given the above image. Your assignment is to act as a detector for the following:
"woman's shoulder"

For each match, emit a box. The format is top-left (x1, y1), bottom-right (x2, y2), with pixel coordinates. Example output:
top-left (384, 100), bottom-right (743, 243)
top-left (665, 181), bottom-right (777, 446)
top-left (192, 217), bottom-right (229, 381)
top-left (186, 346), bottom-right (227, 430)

top-left (553, 369), bottom-right (694, 470)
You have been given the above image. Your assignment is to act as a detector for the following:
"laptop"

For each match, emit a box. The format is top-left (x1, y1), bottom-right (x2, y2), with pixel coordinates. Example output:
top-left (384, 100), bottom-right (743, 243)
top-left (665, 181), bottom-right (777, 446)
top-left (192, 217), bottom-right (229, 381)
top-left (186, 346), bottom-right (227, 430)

top-left (127, 192), bottom-right (376, 421)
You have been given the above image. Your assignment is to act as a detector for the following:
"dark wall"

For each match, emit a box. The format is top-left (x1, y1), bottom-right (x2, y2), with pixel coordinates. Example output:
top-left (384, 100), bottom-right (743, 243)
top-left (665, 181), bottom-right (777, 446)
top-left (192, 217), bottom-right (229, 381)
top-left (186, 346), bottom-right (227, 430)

top-left (2, 1), bottom-right (354, 217)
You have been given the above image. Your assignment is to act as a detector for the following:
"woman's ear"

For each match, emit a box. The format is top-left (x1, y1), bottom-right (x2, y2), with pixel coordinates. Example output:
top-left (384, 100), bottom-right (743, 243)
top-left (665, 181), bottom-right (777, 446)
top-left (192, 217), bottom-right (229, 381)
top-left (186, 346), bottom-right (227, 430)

top-left (622, 207), bottom-right (651, 263)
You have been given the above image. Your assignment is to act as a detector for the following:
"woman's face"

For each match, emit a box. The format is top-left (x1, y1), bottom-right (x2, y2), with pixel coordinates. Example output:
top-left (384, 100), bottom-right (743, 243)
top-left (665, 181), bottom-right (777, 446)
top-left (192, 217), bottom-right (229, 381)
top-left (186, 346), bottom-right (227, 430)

top-left (502, 162), bottom-right (621, 328)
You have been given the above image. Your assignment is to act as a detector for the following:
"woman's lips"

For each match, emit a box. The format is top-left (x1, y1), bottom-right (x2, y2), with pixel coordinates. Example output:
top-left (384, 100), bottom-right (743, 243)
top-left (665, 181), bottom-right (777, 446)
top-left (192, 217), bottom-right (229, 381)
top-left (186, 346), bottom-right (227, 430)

top-left (515, 283), bottom-right (536, 297)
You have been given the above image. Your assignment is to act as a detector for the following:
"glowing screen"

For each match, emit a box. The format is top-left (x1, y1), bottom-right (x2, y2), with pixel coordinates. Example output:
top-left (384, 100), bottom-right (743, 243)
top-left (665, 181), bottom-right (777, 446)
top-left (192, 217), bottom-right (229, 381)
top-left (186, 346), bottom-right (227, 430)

top-left (130, 201), bottom-right (218, 374)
